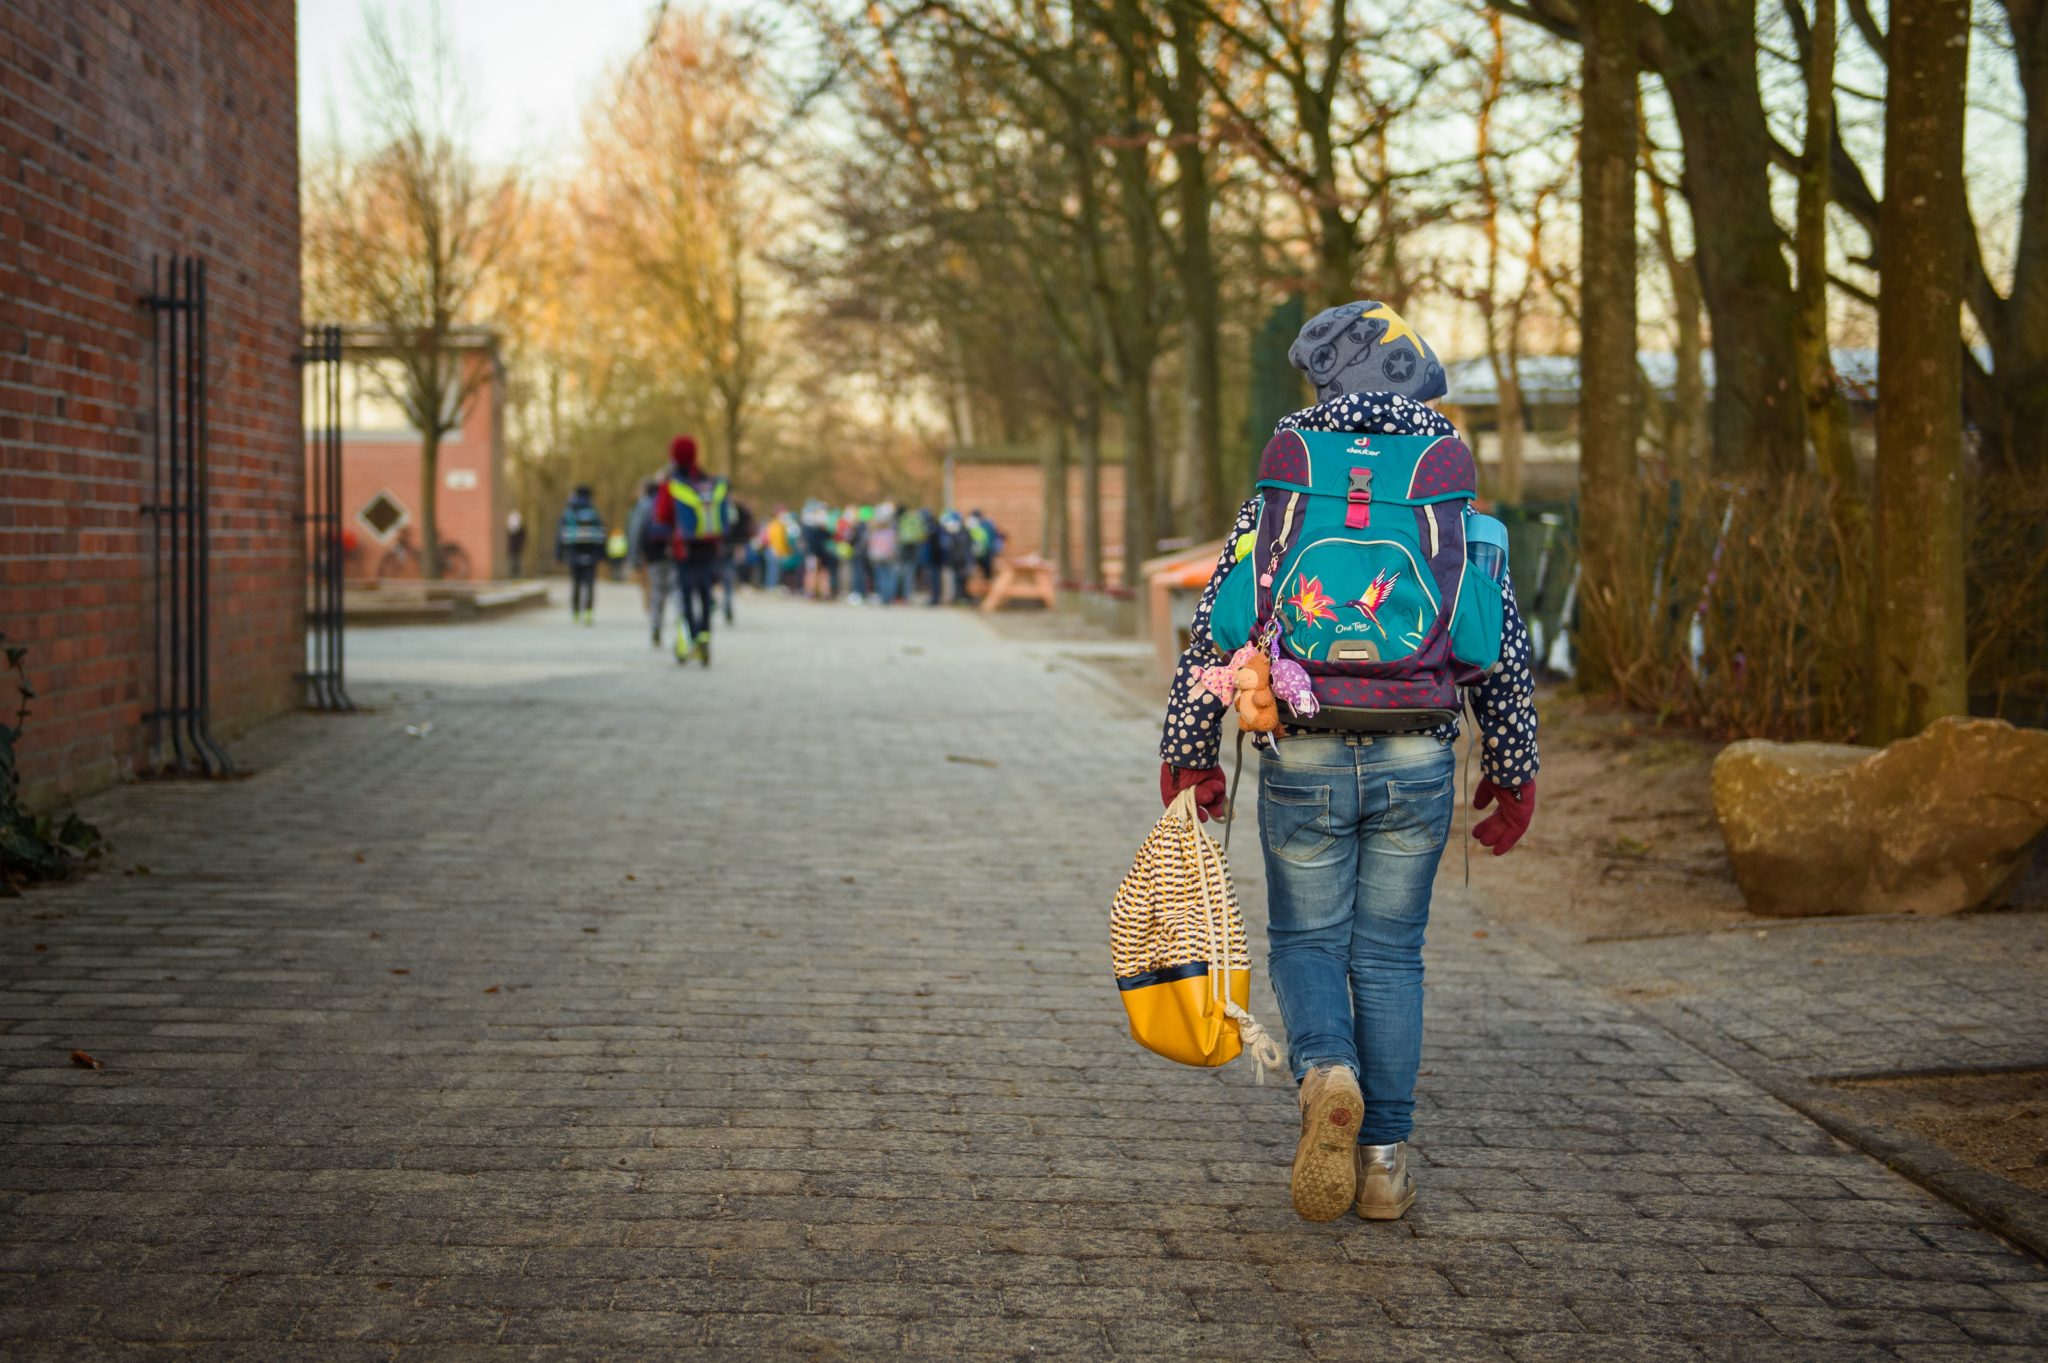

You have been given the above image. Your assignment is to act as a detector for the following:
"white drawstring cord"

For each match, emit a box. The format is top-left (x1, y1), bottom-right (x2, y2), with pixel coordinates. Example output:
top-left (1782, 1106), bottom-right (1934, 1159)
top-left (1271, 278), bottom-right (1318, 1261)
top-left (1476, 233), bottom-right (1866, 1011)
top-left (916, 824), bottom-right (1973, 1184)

top-left (1175, 791), bottom-right (1285, 1084)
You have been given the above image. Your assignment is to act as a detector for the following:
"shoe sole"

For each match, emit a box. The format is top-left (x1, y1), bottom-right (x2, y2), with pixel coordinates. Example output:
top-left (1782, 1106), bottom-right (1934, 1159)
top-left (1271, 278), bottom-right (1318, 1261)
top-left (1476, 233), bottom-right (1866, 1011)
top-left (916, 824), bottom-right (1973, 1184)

top-left (1291, 1082), bottom-right (1364, 1222)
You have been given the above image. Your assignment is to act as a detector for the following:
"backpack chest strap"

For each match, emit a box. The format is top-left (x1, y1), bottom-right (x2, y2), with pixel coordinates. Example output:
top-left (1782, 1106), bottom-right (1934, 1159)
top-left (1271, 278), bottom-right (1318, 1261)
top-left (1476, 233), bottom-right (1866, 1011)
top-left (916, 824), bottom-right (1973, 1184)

top-left (1345, 468), bottom-right (1373, 529)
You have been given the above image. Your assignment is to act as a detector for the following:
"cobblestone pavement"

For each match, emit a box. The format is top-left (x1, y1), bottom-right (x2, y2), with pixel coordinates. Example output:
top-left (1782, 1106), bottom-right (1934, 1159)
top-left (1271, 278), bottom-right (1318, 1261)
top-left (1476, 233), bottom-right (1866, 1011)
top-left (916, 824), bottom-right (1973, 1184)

top-left (1551, 912), bottom-right (2048, 1080)
top-left (2, 585), bottom-right (2044, 1360)
top-left (1482, 872), bottom-right (2048, 1262)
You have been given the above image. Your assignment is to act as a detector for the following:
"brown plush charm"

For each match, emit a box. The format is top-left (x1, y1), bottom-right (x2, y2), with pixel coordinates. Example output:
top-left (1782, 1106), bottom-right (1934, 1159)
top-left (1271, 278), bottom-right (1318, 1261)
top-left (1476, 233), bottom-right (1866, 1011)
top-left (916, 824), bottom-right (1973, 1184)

top-left (1233, 651), bottom-right (1282, 732)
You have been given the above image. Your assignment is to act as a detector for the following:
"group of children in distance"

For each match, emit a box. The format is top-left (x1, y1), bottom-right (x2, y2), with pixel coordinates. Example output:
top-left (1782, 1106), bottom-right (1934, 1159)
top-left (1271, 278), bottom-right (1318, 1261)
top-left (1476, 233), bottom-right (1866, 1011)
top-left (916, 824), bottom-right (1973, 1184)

top-left (756, 501), bottom-right (1003, 607)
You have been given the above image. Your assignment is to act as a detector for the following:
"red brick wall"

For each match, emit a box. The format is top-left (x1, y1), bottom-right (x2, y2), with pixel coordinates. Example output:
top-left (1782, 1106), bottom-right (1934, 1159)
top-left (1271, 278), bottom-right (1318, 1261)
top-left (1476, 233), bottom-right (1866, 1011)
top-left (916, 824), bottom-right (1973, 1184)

top-left (1, 0), bottom-right (302, 805)
top-left (318, 354), bottom-right (505, 581)
top-left (952, 461), bottom-right (1128, 585)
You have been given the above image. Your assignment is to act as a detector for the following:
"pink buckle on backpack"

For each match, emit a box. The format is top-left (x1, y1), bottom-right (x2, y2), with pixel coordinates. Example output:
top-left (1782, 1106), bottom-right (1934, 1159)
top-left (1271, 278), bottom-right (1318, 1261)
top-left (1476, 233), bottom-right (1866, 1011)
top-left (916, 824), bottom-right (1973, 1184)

top-left (1345, 468), bottom-right (1373, 529)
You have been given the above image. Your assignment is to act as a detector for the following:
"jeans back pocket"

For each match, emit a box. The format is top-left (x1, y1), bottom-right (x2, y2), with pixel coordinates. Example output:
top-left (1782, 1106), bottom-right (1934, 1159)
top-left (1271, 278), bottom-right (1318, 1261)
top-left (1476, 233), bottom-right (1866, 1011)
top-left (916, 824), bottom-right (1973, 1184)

top-left (1261, 785), bottom-right (1336, 865)
top-left (1380, 772), bottom-right (1454, 855)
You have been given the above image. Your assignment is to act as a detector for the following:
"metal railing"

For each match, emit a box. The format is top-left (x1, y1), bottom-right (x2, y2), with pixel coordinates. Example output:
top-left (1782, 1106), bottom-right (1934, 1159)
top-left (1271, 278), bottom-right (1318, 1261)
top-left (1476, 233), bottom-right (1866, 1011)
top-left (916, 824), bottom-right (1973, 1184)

top-left (139, 255), bottom-right (233, 776)
top-left (297, 324), bottom-right (354, 710)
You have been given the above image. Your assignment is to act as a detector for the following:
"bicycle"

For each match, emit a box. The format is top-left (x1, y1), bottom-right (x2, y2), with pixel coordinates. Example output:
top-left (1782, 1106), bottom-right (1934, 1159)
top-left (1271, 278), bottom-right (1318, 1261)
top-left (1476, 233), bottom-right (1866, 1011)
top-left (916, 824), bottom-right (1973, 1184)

top-left (376, 528), bottom-right (473, 580)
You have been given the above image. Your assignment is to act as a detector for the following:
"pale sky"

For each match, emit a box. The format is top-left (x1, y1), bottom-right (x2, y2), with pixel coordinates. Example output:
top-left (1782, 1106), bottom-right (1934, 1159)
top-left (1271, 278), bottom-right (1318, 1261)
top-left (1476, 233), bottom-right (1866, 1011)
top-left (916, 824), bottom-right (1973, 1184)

top-left (296, 0), bottom-right (683, 172)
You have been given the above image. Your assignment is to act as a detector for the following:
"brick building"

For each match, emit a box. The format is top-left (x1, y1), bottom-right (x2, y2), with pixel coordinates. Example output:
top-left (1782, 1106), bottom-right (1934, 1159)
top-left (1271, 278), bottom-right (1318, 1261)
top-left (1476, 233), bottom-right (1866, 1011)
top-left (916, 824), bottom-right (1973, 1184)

top-left (1, 1), bottom-right (303, 805)
top-left (950, 452), bottom-right (1128, 586)
top-left (314, 328), bottom-right (508, 582)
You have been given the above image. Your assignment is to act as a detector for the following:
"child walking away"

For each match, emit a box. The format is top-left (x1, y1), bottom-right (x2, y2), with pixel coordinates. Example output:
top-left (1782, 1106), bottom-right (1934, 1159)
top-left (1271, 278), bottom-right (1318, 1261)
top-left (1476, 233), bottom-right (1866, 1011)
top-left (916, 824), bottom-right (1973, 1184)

top-left (1156, 300), bottom-right (1539, 1224)
top-left (655, 435), bottom-right (732, 667)
top-left (556, 486), bottom-right (607, 625)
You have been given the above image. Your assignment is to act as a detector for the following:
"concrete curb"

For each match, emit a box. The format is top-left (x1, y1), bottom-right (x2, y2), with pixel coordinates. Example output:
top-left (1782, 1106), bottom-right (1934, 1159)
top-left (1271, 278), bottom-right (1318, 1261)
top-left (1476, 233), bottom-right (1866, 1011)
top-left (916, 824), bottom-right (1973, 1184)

top-left (1621, 993), bottom-right (2048, 1264)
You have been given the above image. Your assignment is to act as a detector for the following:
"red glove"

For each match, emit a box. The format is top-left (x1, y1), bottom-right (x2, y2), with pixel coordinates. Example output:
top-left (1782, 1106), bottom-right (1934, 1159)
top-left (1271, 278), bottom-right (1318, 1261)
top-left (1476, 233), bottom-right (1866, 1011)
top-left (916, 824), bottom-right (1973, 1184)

top-left (1160, 762), bottom-right (1229, 823)
top-left (1472, 778), bottom-right (1535, 855)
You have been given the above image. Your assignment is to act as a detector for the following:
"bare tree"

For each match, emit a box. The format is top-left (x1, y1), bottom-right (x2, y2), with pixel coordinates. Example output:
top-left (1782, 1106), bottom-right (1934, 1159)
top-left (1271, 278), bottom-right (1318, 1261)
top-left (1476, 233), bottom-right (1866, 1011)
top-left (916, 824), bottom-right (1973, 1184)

top-left (304, 7), bottom-right (522, 580)
top-left (585, 12), bottom-right (771, 483)
top-left (1505, 0), bottom-right (1809, 478)
top-left (1869, 0), bottom-right (1972, 742)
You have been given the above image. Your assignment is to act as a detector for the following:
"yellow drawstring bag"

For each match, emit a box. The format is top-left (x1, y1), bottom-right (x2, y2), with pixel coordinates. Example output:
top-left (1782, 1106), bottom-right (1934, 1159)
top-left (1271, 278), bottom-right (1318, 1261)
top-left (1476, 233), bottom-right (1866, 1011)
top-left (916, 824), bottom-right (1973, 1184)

top-left (1111, 789), bottom-right (1284, 1078)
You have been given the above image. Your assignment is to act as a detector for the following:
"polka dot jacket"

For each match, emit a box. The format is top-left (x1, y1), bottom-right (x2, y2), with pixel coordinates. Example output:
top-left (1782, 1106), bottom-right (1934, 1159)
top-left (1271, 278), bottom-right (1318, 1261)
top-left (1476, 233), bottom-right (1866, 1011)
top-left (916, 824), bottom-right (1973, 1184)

top-left (1157, 392), bottom-right (1541, 790)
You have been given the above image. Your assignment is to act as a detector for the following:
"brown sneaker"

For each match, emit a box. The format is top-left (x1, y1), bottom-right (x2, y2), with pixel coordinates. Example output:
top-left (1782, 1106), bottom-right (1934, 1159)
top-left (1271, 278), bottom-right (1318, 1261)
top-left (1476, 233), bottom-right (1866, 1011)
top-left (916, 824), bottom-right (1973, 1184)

top-left (1353, 1141), bottom-right (1416, 1220)
top-left (1290, 1065), bottom-right (1364, 1222)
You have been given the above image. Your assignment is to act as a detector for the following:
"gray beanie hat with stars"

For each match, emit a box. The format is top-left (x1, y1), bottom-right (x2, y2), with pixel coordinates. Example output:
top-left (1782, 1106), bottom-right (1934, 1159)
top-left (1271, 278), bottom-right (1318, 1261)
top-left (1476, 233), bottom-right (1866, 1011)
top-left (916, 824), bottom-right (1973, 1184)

top-left (1288, 300), bottom-right (1447, 404)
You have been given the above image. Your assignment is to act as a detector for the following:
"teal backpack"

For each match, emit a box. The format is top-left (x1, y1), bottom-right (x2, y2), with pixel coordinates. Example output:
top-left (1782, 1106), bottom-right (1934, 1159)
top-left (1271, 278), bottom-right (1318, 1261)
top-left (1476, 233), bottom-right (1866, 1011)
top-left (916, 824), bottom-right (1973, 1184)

top-left (1210, 427), bottom-right (1505, 730)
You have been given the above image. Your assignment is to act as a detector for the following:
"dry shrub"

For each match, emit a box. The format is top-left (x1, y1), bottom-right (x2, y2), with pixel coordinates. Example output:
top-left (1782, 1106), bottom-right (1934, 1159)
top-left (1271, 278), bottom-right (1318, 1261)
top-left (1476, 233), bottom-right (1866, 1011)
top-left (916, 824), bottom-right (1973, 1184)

top-left (1594, 469), bottom-right (2048, 742)
top-left (1598, 472), bottom-right (1869, 741)
top-left (1967, 474), bottom-right (2048, 725)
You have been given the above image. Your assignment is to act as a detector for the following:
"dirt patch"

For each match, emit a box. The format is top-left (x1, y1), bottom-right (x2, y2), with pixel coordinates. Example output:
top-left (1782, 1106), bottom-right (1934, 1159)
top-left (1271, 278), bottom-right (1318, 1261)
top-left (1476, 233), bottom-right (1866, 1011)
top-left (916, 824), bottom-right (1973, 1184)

top-left (1468, 690), bottom-right (1754, 940)
top-left (1827, 1069), bottom-right (2048, 1194)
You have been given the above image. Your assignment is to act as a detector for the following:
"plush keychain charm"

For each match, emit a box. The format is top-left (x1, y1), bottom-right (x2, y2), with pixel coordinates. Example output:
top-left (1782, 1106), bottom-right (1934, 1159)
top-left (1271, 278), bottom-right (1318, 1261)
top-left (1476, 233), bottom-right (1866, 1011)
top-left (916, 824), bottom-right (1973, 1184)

top-left (1268, 651), bottom-right (1319, 720)
top-left (1197, 643), bottom-right (1261, 705)
top-left (1233, 650), bottom-right (1282, 732)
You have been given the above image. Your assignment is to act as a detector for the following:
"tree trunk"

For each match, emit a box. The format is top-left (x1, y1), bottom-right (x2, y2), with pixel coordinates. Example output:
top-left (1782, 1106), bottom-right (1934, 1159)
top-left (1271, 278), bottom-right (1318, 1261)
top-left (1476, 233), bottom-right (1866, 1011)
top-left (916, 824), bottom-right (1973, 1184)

top-left (1121, 370), bottom-right (1158, 590)
top-left (1795, 0), bottom-right (1859, 495)
top-left (1165, 0), bottom-right (1223, 533)
top-left (1658, 1), bottom-right (1806, 478)
top-left (1080, 388), bottom-right (1104, 589)
top-left (419, 423), bottom-right (443, 581)
top-left (1577, 0), bottom-right (1640, 690)
top-left (720, 389), bottom-right (744, 487)
top-left (1048, 422), bottom-right (1073, 579)
top-left (1670, 264), bottom-right (1707, 474)
top-left (1478, 13), bottom-right (1523, 504)
top-left (1869, 0), bottom-right (1972, 742)
top-left (1495, 342), bottom-right (1527, 504)
top-left (1990, 0), bottom-right (2047, 474)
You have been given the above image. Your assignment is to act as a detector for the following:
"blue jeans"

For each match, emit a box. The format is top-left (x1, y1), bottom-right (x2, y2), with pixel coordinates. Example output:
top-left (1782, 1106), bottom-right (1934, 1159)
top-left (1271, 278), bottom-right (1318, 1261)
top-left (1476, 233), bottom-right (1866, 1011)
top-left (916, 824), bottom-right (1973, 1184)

top-left (674, 557), bottom-right (716, 642)
top-left (1258, 732), bottom-right (1456, 1144)
top-left (872, 561), bottom-right (901, 603)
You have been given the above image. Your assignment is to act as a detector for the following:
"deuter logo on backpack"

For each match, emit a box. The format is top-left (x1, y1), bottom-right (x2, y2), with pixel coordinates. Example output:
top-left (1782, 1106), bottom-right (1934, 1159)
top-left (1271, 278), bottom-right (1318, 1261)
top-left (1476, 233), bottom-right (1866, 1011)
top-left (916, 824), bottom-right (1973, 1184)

top-left (1209, 428), bottom-right (1505, 731)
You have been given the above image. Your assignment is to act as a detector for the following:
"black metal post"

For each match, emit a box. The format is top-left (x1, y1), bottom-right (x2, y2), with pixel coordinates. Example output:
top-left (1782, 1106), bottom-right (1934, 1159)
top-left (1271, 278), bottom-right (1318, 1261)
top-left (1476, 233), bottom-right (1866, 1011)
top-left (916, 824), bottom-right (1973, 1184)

top-left (329, 325), bottom-right (351, 708)
top-left (297, 322), bottom-right (354, 711)
top-left (190, 259), bottom-right (231, 771)
top-left (140, 253), bottom-right (232, 775)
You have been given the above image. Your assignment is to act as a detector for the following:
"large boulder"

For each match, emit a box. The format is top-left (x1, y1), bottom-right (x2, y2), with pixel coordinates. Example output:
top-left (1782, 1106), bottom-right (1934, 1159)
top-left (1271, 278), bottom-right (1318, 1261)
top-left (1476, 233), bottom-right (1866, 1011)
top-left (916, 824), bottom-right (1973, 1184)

top-left (1712, 716), bottom-right (2048, 917)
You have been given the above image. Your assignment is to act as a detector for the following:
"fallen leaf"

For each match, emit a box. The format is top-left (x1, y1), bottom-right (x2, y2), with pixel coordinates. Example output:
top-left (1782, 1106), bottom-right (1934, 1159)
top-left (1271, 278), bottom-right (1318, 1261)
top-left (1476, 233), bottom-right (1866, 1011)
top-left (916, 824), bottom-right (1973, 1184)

top-left (390, 968), bottom-right (410, 976)
top-left (841, 875), bottom-right (857, 884)
top-left (582, 927), bottom-right (599, 934)
top-left (483, 986), bottom-right (500, 995)
top-left (70, 1050), bottom-right (102, 1070)
top-left (624, 874), bottom-right (636, 881)
top-left (1471, 930), bottom-right (1489, 939)
top-left (33, 944), bottom-right (46, 952)
top-left (353, 852), bottom-right (367, 864)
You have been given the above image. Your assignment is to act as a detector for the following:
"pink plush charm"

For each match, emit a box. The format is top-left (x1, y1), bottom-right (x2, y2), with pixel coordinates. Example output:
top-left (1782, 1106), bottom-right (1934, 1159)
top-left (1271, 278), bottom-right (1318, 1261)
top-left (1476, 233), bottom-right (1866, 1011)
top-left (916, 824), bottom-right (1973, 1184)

top-left (1269, 655), bottom-right (1319, 719)
top-left (1198, 644), bottom-right (1264, 704)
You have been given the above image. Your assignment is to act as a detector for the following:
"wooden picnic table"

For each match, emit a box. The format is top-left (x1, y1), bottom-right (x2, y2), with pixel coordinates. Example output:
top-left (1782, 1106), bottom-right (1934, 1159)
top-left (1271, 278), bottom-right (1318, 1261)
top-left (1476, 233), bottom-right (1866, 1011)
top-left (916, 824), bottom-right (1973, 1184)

top-left (978, 554), bottom-right (1061, 613)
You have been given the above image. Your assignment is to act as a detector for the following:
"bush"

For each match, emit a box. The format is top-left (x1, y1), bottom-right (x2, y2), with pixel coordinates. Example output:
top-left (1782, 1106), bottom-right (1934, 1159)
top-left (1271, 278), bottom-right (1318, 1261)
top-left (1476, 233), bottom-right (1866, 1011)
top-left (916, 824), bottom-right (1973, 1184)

top-left (0, 636), bottom-right (103, 892)
top-left (1593, 470), bottom-right (2048, 743)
